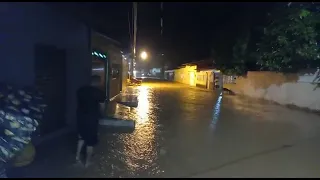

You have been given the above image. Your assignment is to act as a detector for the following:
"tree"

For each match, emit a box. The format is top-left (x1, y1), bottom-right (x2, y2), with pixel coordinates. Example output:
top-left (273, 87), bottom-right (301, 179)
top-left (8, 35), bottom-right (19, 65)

top-left (211, 3), bottom-right (275, 75)
top-left (211, 19), bottom-right (252, 76)
top-left (257, 3), bottom-right (320, 73)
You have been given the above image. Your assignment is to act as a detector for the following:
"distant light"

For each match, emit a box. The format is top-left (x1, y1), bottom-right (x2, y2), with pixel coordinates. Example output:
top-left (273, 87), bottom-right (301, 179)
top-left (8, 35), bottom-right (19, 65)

top-left (140, 51), bottom-right (148, 60)
top-left (161, 54), bottom-right (164, 56)
top-left (91, 50), bottom-right (107, 59)
top-left (92, 68), bottom-right (104, 71)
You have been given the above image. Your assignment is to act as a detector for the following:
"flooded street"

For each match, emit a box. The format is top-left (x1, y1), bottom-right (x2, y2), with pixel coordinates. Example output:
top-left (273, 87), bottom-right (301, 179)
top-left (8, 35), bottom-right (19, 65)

top-left (10, 80), bottom-right (320, 178)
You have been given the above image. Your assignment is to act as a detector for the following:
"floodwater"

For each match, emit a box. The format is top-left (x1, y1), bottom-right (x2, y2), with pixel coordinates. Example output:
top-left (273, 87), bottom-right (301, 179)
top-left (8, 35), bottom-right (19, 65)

top-left (9, 80), bottom-right (320, 178)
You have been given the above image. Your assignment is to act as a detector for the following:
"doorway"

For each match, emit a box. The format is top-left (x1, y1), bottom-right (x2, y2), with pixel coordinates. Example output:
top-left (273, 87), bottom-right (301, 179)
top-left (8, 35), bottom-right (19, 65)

top-left (205, 72), bottom-right (209, 89)
top-left (34, 44), bottom-right (67, 136)
top-left (189, 71), bottom-right (195, 86)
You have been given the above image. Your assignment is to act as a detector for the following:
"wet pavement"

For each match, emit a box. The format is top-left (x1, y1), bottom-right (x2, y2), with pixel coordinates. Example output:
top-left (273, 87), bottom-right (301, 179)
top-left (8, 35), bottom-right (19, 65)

top-left (8, 80), bottom-right (320, 178)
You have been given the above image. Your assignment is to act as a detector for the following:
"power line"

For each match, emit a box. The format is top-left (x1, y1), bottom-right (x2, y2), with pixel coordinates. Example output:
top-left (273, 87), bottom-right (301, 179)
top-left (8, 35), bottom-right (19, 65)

top-left (127, 11), bottom-right (132, 44)
top-left (129, 2), bottom-right (138, 79)
top-left (160, 2), bottom-right (163, 36)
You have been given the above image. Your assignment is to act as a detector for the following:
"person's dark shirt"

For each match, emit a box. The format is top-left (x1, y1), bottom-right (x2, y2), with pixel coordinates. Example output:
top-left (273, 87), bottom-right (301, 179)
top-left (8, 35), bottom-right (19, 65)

top-left (76, 85), bottom-right (105, 116)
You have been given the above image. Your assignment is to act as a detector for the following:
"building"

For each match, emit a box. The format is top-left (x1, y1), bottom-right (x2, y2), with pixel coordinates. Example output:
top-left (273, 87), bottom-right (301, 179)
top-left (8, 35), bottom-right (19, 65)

top-left (165, 59), bottom-right (223, 90)
top-left (164, 70), bottom-right (174, 81)
top-left (173, 64), bottom-right (197, 86)
top-left (0, 2), bottom-right (127, 138)
top-left (91, 32), bottom-right (127, 101)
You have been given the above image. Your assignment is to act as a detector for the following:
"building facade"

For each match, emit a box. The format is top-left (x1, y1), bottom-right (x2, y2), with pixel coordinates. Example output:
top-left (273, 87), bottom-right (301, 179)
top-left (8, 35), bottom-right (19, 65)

top-left (165, 60), bottom-right (223, 90)
top-left (173, 65), bottom-right (197, 86)
top-left (0, 2), bottom-right (92, 135)
top-left (90, 31), bottom-right (127, 101)
top-left (0, 2), bottom-right (127, 137)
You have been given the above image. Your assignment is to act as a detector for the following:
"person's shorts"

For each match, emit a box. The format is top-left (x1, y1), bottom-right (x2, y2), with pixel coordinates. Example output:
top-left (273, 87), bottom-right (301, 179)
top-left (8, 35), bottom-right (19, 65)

top-left (76, 112), bottom-right (99, 147)
top-left (78, 133), bottom-right (98, 147)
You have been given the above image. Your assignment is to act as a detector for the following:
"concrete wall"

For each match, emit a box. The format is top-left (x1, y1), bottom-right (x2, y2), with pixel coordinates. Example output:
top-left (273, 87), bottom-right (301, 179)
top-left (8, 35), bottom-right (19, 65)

top-left (197, 70), bottom-right (215, 89)
top-left (0, 3), bottom-right (91, 126)
top-left (173, 65), bottom-right (197, 86)
top-left (196, 71), bottom-right (208, 87)
top-left (224, 71), bottom-right (320, 111)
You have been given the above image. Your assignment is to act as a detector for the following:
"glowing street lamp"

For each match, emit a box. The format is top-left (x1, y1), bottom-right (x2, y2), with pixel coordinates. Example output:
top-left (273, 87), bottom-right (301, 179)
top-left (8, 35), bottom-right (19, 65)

top-left (140, 51), bottom-right (148, 60)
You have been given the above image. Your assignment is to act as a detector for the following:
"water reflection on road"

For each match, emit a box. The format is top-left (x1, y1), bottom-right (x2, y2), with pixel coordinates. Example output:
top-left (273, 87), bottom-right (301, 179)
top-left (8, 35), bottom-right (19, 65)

top-left (15, 81), bottom-right (320, 178)
top-left (98, 84), bottom-right (161, 178)
top-left (119, 85), bottom-right (158, 176)
top-left (136, 86), bottom-right (150, 124)
top-left (96, 82), bottom-right (320, 178)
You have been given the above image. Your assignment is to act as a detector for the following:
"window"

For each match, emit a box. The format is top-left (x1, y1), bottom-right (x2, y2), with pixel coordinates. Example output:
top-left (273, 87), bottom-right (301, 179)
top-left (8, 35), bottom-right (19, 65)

top-left (91, 60), bottom-right (105, 88)
top-left (111, 64), bottom-right (121, 79)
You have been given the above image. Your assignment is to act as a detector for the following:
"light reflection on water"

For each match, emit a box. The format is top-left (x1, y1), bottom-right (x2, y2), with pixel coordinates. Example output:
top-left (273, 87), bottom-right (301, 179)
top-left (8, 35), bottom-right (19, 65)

top-left (114, 85), bottom-right (158, 176)
top-left (211, 93), bottom-right (223, 129)
top-left (136, 86), bottom-right (150, 125)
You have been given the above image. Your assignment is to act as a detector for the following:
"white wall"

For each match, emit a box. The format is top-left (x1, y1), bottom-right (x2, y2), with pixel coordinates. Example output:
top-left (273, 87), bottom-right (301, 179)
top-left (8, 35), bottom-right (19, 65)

top-left (224, 70), bottom-right (320, 111)
top-left (196, 71), bottom-right (207, 86)
top-left (173, 65), bottom-right (197, 86)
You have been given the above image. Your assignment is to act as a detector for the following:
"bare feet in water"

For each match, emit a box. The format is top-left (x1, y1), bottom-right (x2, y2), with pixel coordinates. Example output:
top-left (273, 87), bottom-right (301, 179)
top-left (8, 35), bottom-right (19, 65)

top-left (73, 159), bottom-right (84, 168)
top-left (84, 161), bottom-right (93, 168)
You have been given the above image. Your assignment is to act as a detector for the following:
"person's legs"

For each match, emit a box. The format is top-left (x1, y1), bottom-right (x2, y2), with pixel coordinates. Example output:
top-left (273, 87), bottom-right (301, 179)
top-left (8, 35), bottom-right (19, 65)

top-left (84, 146), bottom-right (94, 168)
top-left (83, 131), bottom-right (98, 168)
top-left (75, 135), bottom-right (85, 162)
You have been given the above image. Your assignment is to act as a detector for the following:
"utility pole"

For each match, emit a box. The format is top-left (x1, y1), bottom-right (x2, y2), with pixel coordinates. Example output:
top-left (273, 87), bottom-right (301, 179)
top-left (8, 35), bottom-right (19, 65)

top-left (131, 2), bottom-right (138, 79)
top-left (160, 2), bottom-right (163, 37)
top-left (160, 2), bottom-right (166, 78)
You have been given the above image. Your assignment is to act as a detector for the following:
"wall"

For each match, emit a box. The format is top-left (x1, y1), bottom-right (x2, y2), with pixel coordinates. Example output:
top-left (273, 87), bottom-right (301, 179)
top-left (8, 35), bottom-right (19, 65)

top-left (121, 57), bottom-right (128, 92)
top-left (196, 70), bottom-right (215, 89)
top-left (0, 3), bottom-right (91, 126)
top-left (173, 65), bottom-right (197, 86)
top-left (196, 71), bottom-right (207, 87)
top-left (224, 70), bottom-right (320, 111)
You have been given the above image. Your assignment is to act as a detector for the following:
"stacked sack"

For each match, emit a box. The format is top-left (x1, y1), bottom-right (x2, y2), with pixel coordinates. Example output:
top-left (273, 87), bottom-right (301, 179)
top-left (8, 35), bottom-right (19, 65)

top-left (0, 83), bottom-right (45, 163)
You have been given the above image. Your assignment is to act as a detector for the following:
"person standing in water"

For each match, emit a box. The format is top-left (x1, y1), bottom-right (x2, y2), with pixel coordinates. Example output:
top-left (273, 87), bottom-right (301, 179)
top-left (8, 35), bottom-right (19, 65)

top-left (75, 75), bottom-right (105, 168)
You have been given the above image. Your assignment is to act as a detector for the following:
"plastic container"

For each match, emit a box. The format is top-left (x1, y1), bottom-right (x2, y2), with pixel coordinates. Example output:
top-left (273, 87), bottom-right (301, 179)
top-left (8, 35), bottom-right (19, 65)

top-left (0, 83), bottom-right (45, 163)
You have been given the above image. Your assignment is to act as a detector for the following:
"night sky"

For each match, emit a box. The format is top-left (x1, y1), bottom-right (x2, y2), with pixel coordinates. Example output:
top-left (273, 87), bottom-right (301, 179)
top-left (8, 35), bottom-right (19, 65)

top-left (56, 2), bottom-right (275, 68)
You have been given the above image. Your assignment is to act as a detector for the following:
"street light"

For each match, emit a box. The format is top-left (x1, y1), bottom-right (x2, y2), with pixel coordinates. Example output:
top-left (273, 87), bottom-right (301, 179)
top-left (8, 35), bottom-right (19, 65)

top-left (140, 51), bottom-right (148, 60)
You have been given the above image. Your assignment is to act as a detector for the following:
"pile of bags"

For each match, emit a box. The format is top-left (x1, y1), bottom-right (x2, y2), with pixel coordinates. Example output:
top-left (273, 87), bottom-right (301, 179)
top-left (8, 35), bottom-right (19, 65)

top-left (0, 83), bottom-right (45, 163)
